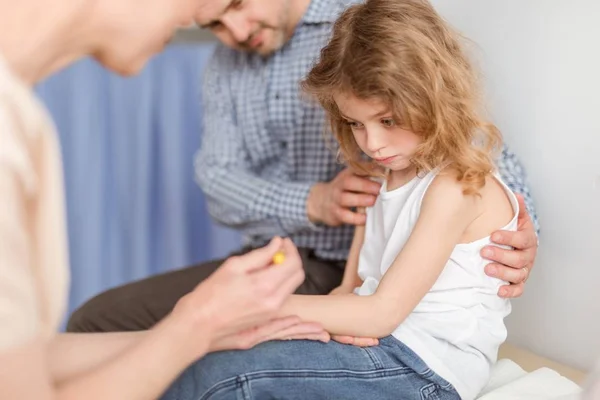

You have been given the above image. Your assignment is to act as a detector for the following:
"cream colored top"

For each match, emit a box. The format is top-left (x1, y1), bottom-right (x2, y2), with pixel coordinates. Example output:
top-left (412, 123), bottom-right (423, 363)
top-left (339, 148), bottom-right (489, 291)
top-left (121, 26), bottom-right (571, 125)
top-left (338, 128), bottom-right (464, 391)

top-left (0, 53), bottom-right (69, 351)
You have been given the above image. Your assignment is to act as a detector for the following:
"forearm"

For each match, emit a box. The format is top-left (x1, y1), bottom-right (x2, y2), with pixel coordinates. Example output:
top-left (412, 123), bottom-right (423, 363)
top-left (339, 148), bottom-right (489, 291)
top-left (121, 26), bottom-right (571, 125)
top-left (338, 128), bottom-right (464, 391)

top-left (340, 225), bottom-right (365, 288)
top-left (49, 331), bottom-right (146, 384)
top-left (280, 294), bottom-right (394, 338)
top-left (197, 161), bottom-right (316, 234)
top-left (53, 314), bottom-right (204, 400)
top-left (198, 51), bottom-right (317, 235)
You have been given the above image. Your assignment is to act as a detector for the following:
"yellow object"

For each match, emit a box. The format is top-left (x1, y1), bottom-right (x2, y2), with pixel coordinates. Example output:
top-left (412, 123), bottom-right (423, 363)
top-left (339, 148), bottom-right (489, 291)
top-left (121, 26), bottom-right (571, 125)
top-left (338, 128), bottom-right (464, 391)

top-left (273, 251), bottom-right (285, 265)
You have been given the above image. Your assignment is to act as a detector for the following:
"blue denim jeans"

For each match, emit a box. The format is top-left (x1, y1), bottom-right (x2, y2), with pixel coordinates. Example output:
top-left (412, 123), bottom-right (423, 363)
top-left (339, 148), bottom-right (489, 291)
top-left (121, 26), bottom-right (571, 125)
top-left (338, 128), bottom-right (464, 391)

top-left (161, 336), bottom-right (460, 400)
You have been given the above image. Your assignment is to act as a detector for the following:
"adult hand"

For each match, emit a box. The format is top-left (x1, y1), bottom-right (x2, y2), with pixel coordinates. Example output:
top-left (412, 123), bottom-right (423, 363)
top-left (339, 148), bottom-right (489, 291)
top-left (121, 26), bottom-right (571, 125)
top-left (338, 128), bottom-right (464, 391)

top-left (307, 168), bottom-right (381, 226)
top-left (210, 316), bottom-right (329, 352)
top-left (482, 194), bottom-right (538, 298)
top-left (172, 237), bottom-right (305, 357)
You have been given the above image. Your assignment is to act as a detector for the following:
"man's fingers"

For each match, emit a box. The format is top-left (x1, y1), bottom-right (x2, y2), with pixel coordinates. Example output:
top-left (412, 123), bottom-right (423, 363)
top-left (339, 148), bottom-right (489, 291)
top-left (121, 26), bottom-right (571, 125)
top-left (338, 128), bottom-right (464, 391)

top-left (498, 282), bottom-right (525, 299)
top-left (335, 207), bottom-right (367, 226)
top-left (272, 238), bottom-right (306, 299)
top-left (280, 237), bottom-right (301, 259)
top-left (485, 262), bottom-right (529, 285)
top-left (338, 192), bottom-right (377, 208)
top-left (341, 173), bottom-right (382, 195)
top-left (481, 244), bottom-right (532, 269)
top-left (515, 193), bottom-right (530, 223)
top-left (490, 229), bottom-right (536, 251)
top-left (252, 238), bottom-right (305, 301)
top-left (237, 237), bottom-right (284, 272)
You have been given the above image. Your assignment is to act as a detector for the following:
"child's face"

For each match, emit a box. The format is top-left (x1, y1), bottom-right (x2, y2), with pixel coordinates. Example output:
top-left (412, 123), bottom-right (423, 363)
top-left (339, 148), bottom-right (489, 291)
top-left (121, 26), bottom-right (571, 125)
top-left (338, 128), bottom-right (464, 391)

top-left (334, 93), bottom-right (422, 172)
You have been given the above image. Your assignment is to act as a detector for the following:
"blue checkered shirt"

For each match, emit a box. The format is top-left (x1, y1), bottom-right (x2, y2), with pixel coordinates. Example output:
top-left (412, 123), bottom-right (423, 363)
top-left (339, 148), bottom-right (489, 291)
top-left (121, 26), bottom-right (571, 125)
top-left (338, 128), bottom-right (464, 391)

top-left (195, 0), bottom-right (539, 261)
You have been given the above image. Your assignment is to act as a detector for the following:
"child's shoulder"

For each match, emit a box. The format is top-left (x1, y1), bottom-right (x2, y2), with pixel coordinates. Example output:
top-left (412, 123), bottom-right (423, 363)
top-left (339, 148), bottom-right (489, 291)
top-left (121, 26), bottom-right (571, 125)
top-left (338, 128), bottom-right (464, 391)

top-left (424, 168), bottom-right (515, 241)
top-left (420, 168), bottom-right (483, 220)
top-left (425, 168), bottom-right (476, 201)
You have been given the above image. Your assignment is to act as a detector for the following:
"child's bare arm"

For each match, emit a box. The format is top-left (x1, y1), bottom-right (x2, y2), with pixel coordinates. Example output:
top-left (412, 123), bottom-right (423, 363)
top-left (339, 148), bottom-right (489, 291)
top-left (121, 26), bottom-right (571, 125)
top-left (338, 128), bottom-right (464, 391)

top-left (331, 209), bottom-right (366, 294)
top-left (280, 175), bottom-right (479, 337)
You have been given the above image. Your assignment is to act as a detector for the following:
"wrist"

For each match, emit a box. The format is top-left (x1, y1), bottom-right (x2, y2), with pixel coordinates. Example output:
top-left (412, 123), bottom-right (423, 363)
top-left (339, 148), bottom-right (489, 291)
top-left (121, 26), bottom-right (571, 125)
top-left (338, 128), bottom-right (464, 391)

top-left (307, 183), bottom-right (325, 223)
top-left (162, 304), bottom-right (212, 363)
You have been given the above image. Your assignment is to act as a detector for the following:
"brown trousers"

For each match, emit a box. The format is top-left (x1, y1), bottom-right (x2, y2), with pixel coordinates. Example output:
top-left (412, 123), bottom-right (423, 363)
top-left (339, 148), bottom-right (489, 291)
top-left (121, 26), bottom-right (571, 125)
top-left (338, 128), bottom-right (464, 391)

top-left (66, 248), bottom-right (345, 333)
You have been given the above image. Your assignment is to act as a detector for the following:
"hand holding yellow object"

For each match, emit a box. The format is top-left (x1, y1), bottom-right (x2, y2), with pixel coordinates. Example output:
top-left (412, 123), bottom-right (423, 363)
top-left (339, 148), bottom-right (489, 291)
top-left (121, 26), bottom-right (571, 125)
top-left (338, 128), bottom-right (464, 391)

top-left (273, 250), bottom-right (285, 265)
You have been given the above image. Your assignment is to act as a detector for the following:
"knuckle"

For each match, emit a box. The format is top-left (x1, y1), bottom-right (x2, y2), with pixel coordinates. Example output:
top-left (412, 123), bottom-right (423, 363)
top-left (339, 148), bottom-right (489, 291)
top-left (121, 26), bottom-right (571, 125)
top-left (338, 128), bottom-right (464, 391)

top-left (334, 207), bottom-right (344, 220)
top-left (255, 279), bottom-right (272, 296)
top-left (495, 266), bottom-right (508, 281)
top-left (494, 232), bottom-right (505, 243)
top-left (331, 186), bottom-right (341, 200)
top-left (526, 234), bottom-right (537, 249)
top-left (238, 337), bottom-right (254, 350)
top-left (513, 286), bottom-right (524, 298)
top-left (263, 297), bottom-right (281, 312)
top-left (339, 192), bottom-right (349, 206)
top-left (493, 249), bottom-right (504, 264)
top-left (223, 256), bottom-right (240, 270)
top-left (519, 252), bottom-right (528, 266)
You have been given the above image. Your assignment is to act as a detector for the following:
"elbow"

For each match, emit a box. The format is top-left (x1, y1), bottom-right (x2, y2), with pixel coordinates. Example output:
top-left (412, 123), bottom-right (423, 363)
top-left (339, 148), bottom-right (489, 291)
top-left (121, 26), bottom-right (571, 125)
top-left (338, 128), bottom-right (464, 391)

top-left (369, 319), bottom-right (399, 339)
top-left (368, 296), bottom-right (408, 338)
top-left (194, 165), bottom-right (232, 225)
top-left (193, 152), bottom-right (214, 191)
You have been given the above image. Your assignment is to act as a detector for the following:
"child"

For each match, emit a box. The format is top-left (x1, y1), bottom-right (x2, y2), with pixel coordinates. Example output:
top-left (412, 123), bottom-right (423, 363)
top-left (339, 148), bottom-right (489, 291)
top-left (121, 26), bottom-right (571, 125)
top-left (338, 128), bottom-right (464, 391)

top-left (162, 0), bottom-right (517, 399)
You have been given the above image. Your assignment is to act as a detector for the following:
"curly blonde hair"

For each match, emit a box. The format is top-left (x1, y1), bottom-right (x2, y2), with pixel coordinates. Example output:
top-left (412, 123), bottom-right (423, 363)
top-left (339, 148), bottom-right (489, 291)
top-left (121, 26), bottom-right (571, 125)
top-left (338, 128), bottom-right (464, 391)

top-left (302, 0), bottom-right (502, 194)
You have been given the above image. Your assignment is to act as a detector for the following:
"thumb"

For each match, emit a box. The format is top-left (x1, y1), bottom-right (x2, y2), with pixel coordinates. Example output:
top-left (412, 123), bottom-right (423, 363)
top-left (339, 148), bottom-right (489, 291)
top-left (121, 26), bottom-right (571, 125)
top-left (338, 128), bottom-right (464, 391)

top-left (514, 193), bottom-right (530, 223)
top-left (238, 237), bottom-right (283, 272)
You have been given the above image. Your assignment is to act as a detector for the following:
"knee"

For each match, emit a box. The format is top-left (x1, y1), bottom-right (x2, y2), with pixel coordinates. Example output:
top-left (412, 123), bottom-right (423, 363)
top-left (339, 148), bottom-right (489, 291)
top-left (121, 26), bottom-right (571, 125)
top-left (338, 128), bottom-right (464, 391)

top-left (66, 286), bottom-right (134, 333)
top-left (181, 352), bottom-right (249, 397)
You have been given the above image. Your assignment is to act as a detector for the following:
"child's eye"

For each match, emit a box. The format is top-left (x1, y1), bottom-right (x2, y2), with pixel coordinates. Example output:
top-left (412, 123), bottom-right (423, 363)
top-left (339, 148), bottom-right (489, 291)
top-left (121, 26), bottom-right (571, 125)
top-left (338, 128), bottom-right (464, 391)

top-left (344, 120), bottom-right (363, 129)
top-left (381, 118), bottom-right (396, 127)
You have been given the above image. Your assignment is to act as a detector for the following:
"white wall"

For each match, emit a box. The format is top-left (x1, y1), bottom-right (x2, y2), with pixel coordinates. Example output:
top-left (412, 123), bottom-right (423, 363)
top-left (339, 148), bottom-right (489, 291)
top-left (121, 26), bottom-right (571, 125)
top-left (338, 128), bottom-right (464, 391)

top-left (431, 0), bottom-right (600, 371)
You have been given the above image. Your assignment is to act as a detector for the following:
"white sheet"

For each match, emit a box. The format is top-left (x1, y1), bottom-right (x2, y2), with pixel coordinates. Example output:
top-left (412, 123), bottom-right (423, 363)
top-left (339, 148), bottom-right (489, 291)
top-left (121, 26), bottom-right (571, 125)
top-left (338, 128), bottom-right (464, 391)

top-left (477, 359), bottom-right (582, 400)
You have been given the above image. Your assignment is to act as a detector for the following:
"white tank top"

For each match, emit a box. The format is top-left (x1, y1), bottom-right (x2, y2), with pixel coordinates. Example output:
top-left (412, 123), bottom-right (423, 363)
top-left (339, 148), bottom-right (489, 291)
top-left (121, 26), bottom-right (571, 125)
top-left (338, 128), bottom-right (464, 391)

top-left (355, 169), bottom-right (518, 400)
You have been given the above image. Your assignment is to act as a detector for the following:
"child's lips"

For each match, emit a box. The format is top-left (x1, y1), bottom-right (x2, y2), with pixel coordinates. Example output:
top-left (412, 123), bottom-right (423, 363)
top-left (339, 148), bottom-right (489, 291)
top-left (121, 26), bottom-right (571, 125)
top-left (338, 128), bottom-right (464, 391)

top-left (374, 155), bottom-right (398, 164)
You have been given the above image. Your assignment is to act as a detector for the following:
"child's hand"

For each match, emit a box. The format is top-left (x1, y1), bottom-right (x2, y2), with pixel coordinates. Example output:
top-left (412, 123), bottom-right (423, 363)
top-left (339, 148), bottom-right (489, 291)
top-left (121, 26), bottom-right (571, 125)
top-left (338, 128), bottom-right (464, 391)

top-left (331, 335), bottom-right (379, 347)
top-left (328, 290), bottom-right (378, 346)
